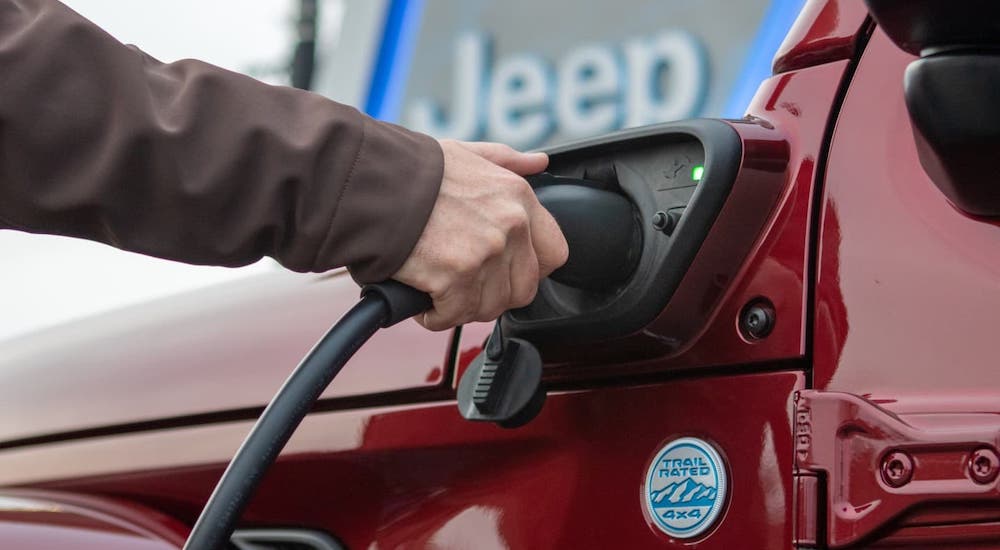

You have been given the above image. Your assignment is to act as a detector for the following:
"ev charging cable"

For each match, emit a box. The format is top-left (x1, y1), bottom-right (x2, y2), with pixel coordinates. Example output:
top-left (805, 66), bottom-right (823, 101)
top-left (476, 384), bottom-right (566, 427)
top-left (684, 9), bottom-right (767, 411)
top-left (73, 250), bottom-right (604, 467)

top-left (182, 281), bottom-right (430, 550)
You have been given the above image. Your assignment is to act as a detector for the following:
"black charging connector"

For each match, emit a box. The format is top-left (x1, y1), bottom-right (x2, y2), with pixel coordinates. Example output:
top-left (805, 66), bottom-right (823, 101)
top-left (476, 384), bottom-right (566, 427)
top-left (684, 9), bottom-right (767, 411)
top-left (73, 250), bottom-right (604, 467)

top-left (456, 173), bottom-right (643, 428)
top-left (533, 182), bottom-right (642, 291)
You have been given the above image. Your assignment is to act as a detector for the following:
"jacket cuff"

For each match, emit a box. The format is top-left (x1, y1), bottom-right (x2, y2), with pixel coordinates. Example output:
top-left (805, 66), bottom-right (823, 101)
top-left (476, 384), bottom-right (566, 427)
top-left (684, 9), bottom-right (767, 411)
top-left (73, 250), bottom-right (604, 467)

top-left (317, 116), bottom-right (444, 283)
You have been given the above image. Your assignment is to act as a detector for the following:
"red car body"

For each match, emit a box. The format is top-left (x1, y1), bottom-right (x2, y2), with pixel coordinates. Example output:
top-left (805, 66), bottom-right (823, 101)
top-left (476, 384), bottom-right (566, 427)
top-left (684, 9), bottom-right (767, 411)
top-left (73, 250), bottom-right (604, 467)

top-left (2, 1), bottom-right (998, 548)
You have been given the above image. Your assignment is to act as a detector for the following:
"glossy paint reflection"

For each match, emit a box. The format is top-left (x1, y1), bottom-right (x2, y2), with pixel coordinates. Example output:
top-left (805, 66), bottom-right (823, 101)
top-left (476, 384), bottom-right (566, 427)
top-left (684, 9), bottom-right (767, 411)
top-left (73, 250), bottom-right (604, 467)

top-left (815, 30), bottom-right (1000, 395)
top-left (0, 490), bottom-right (186, 549)
top-left (1, 371), bottom-right (803, 549)
top-left (773, 0), bottom-right (870, 74)
top-left (425, 506), bottom-right (508, 550)
top-left (0, 271), bottom-right (450, 445)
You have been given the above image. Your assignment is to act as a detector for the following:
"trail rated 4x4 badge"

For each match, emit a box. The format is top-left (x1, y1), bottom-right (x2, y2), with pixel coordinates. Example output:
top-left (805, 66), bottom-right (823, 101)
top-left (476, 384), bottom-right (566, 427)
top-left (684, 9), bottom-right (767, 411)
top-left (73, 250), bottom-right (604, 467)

top-left (644, 437), bottom-right (727, 538)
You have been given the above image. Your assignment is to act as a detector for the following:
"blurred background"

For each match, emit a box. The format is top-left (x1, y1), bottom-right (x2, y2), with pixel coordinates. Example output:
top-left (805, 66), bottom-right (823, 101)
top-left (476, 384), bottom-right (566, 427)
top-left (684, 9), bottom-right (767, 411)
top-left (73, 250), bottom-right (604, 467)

top-left (0, 0), bottom-right (803, 342)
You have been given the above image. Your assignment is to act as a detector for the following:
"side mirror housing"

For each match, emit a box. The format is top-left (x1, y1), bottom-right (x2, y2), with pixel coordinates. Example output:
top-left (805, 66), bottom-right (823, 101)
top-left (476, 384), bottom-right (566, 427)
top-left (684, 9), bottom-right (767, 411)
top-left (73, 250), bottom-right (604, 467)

top-left (867, 0), bottom-right (1000, 216)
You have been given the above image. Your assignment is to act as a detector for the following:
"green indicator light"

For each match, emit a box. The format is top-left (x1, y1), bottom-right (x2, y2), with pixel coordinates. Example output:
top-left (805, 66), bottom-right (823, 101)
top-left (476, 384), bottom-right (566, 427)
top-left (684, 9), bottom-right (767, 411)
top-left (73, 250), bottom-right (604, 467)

top-left (691, 165), bottom-right (705, 181)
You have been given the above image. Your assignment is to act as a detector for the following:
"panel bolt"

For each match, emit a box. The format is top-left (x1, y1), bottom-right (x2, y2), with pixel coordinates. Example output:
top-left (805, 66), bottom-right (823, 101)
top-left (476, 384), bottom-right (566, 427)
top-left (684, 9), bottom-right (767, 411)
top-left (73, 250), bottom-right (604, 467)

top-left (739, 299), bottom-right (775, 340)
top-left (880, 451), bottom-right (913, 488)
top-left (969, 448), bottom-right (1000, 484)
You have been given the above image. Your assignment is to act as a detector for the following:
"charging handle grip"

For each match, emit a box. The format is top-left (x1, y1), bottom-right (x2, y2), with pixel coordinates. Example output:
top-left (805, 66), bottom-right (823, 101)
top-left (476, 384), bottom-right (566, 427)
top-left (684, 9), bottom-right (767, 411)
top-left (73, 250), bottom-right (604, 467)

top-left (362, 183), bottom-right (643, 325)
top-left (361, 280), bottom-right (432, 327)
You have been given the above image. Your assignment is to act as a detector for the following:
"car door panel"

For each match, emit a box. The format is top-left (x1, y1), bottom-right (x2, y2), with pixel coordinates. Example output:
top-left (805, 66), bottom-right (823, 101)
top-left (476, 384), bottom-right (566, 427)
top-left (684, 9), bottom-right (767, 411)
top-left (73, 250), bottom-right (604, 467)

top-left (810, 27), bottom-right (1000, 548)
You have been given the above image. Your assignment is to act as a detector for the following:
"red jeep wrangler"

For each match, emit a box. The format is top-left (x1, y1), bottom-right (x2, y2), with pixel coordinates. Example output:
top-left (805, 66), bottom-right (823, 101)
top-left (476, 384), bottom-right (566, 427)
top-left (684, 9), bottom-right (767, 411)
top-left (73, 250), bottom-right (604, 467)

top-left (2, 1), bottom-right (999, 548)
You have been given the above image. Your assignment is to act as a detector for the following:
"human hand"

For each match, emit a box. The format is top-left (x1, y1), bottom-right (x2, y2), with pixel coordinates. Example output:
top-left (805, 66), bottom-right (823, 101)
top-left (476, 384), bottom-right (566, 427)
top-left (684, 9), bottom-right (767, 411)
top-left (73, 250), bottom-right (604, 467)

top-left (393, 140), bottom-right (569, 331)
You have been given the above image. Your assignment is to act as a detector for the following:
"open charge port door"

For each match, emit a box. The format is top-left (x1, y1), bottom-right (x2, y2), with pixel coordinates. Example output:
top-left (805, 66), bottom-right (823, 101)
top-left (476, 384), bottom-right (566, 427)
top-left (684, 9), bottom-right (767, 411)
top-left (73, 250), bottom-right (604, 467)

top-left (505, 119), bottom-right (790, 366)
top-left (455, 118), bottom-right (793, 427)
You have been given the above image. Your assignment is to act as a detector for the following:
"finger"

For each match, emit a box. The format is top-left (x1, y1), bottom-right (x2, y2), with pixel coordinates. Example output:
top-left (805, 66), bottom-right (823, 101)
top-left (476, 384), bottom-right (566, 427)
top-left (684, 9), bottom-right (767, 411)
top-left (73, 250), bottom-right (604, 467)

top-left (419, 282), bottom-right (481, 332)
top-left (528, 202), bottom-right (569, 278)
top-left (459, 141), bottom-right (549, 176)
top-left (475, 255), bottom-right (512, 322)
top-left (508, 234), bottom-right (540, 308)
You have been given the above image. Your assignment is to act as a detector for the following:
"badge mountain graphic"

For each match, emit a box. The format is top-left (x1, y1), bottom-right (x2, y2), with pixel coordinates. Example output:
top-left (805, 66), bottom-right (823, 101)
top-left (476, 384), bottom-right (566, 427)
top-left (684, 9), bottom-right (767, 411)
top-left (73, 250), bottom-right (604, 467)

top-left (644, 437), bottom-right (727, 538)
top-left (649, 477), bottom-right (718, 508)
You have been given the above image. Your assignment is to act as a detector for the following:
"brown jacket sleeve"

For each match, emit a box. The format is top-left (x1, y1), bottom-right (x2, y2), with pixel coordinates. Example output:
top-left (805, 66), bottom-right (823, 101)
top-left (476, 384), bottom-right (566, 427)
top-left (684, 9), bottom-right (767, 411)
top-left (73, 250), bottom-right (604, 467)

top-left (0, 0), bottom-right (443, 283)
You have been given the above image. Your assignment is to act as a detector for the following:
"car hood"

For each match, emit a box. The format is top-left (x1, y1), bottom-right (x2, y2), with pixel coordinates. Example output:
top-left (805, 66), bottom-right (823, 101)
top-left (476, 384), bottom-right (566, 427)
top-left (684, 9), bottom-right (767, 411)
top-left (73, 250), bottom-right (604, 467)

top-left (0, 489), bottom-right (186, 549)
top-left (0, 270), bottom-right (446, 446)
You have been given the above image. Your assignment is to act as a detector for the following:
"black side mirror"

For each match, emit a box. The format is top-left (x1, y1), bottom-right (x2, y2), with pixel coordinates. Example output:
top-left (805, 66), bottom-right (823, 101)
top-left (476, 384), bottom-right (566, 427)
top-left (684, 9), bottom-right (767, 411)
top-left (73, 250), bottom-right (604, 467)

top-left (867, 0), bottom-right (1000, 216)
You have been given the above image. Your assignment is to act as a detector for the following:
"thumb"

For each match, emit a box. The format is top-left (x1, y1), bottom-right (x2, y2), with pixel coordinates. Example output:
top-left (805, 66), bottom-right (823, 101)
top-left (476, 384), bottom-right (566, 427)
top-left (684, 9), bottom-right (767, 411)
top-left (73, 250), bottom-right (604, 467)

top-left (459, 141), bottom-right (548, 176)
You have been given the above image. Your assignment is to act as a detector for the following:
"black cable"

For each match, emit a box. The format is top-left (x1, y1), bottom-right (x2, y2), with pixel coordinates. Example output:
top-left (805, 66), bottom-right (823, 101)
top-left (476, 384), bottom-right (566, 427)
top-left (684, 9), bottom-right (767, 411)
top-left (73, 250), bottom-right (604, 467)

top-left (183, 281), bottom-right (430, 550)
